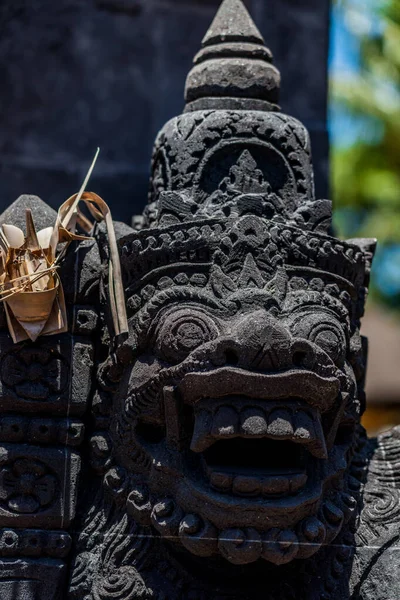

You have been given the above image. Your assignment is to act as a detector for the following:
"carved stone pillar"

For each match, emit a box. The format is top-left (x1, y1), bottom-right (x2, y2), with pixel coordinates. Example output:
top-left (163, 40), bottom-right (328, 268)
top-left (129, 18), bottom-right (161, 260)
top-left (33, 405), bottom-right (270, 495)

top-left (0, 195), bottom-right (99, 598)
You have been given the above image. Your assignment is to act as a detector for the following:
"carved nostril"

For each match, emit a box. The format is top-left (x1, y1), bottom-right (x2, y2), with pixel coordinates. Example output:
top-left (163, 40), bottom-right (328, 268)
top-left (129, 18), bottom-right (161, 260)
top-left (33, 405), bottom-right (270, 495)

top-left (225, 349), bottom-right (239, 367)
top-left (292, 351), bottom-right (308, 368)
top-left (291, 342), bottom-right (316, 370)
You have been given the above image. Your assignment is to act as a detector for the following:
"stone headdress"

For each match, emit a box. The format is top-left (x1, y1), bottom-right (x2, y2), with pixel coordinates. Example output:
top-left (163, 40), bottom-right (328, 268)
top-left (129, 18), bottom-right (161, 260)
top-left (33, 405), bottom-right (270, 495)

top-left (121, 0), bottom-right (374, 341)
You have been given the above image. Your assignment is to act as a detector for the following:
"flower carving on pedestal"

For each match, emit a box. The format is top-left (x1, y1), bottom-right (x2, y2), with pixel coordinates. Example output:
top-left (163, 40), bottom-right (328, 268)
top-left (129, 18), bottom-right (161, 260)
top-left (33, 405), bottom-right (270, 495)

top-left (0, 458), bottom-right (57, 514)
top-left (0, 347), bottom-right (68, 400)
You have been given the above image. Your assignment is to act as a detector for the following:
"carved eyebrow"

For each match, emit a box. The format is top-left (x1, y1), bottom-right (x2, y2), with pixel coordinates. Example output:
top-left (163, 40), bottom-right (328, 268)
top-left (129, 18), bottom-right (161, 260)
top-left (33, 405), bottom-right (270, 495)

top-left (131, 288), bottom-right (225, 340)
top-left (283, 291), bottom-right (349, 321)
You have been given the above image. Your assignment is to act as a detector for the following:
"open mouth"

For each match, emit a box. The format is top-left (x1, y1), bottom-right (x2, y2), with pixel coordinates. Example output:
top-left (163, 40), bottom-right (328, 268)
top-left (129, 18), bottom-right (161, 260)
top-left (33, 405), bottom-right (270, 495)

top-left (203, 438), bottom-right (308, 497)
top-left (190, 397), bottom-right (327, 499)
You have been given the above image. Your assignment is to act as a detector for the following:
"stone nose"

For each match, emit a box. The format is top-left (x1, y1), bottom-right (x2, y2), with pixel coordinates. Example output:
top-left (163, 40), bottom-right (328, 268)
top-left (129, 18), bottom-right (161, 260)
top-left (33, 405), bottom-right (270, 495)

top-left (210, 311), bottom-right (316, 371)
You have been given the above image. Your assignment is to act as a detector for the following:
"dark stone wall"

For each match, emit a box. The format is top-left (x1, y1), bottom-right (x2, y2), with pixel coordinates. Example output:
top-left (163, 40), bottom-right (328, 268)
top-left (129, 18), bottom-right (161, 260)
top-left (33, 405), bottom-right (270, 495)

top-left (0, 0), bottom-right (330, 224)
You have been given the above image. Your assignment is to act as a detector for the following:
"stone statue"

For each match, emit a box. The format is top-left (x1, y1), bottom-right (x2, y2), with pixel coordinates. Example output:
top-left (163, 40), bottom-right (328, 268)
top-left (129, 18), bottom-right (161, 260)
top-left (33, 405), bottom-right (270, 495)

top-left (0, 1), bottom-right (399, 599)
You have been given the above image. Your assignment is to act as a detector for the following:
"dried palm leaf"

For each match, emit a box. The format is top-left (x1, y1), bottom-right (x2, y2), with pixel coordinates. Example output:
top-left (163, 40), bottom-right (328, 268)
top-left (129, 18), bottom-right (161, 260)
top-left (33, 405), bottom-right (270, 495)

top-left (0, 148), bottom-right (128, 343)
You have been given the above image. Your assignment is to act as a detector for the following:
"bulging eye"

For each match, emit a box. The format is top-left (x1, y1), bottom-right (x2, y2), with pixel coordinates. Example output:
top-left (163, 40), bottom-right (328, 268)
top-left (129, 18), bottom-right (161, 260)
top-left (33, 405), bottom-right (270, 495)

top-left (310, 325), bottom-right (344, 364)
top-left (156, 309), bottom-right (218, 364)
top-left (289, 311), bottom-right (346, 365)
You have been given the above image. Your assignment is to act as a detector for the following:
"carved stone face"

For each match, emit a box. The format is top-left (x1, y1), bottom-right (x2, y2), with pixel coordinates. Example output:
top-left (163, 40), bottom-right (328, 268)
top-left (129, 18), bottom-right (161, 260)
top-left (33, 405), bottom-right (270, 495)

top-left (113, 216), bottom-right (364, 566)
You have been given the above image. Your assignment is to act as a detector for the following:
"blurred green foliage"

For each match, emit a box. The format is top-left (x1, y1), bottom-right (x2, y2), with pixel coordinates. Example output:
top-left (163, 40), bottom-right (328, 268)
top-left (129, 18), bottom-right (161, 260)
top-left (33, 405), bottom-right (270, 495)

top-left (332, 0), bottom-right (400, 306)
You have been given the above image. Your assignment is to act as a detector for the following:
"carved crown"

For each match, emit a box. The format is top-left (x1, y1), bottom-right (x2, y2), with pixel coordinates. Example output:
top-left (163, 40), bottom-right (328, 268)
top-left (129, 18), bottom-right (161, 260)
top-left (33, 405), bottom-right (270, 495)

top-left (123, 0), bottom-right (375, 323)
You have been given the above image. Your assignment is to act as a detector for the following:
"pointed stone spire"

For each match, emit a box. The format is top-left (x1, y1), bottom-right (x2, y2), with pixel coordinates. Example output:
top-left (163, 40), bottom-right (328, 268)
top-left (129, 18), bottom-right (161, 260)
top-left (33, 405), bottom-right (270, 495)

top-left (184, 0), bottom-right (280, 113)
top-left (202, 0), bottom-right (265, 47)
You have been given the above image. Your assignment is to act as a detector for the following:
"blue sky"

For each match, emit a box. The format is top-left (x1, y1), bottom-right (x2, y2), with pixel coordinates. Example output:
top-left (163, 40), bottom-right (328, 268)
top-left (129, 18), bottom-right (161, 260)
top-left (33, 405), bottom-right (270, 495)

top-left (329, 0), bottom-right (385, 148)
top-left (329, 3), bottom-right (361, 75)
top-left (329, 3), bottom-right (361, 147)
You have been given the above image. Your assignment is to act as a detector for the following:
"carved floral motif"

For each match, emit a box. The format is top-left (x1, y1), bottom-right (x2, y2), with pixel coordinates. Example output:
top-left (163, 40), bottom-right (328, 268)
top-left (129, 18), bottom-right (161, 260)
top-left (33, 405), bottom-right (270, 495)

top-left (0, 458), bottom-right (57, 513)
top-left (0, 347), bottom-right (67, 400)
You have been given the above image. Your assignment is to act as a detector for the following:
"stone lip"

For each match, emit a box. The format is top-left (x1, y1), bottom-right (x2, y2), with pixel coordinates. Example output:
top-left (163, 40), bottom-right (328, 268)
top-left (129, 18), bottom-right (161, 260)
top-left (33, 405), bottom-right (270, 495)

top-left (179, 367), bottom-right (340, 412)
top-left (171, 464), bottom-right (323, 524)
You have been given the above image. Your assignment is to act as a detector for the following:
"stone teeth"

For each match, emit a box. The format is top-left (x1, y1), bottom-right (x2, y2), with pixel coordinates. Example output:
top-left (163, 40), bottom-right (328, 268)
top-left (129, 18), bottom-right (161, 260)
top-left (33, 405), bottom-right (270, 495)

top-left (289, 472), bottom-right (307, 493)
top-left (293, 410), bottom-right (328, 459)
top-left (226, 472), bottom-right (308, 498)
top-left (190, 410), bottom-right (214, 452)
top-left (191, 403), bottom-right (327, 460)
top-left (240, 407), bottom-right (268, 436)
top-left (260, 472), bottom-right (307, 496)
top-left (308, 415), bottom-right (328, 459)
top-left (232, 475), bottom-right (261, 496)
top-left (210, 471), bottom-right (233, 493)
top-left (293, 410), bottom-right (314, 442)
top-left (267, 409), bottom-right (294, 438)
top-left (261, 476), bottom-right (290, 496)
top-left (211, 406), bottom-right (239, 437)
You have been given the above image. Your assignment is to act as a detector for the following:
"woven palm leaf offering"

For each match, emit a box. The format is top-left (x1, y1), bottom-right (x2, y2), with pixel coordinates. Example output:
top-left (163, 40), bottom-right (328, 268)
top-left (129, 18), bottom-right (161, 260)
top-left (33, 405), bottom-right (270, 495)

top-left (0, 149), bottom-right (127, 343)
